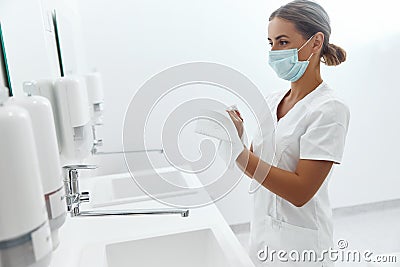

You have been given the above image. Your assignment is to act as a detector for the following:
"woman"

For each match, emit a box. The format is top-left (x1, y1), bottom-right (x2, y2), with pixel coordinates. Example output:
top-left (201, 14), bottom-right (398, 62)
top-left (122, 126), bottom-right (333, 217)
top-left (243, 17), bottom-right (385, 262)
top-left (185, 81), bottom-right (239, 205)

top-left (227, 0), bottom-right (350, 266)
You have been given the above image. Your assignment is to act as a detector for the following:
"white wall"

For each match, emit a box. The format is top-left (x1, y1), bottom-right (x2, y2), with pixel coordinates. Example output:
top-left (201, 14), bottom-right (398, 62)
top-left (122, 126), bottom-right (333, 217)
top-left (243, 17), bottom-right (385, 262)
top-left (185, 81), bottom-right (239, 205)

top-left (323, 37), bottom-right (400, 208)
top-left (74, 0), bottom-right (400, 225)
top-left (78, 0), bottom-right (280, 225)
top-left (315, 0), bottom-right (400, 208)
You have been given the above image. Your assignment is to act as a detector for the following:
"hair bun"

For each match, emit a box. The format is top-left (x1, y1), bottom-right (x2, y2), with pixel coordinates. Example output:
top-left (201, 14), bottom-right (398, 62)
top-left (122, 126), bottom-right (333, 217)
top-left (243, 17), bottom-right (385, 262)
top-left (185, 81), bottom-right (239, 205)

top-left (322, 43), bottom-right (347, 66)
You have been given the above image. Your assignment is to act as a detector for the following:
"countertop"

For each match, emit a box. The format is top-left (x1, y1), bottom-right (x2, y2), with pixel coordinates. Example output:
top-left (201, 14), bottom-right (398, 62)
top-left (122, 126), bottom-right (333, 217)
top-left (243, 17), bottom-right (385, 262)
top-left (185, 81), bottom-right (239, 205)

top-left (49, 167), bottom-right (255, 267)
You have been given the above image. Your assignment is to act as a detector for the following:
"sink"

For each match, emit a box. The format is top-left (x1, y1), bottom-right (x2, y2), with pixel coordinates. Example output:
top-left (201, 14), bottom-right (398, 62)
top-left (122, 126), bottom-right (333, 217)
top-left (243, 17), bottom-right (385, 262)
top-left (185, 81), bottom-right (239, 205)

top-left (105, 228), bottom-right (231, 267)
top-left (56, 168), bottom-right (256, 267)
top-left (90, 168), bottom-right (196, 208)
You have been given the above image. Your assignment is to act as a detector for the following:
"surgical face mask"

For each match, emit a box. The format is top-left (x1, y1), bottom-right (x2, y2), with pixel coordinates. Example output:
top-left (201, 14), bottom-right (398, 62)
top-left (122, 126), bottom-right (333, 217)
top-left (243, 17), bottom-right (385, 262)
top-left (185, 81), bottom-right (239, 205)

top-left (268, 35), bottom-right (315, 82)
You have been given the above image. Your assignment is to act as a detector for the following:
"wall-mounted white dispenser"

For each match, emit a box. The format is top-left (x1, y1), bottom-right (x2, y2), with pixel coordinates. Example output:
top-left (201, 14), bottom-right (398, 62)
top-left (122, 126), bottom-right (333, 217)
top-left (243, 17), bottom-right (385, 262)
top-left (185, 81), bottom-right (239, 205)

top-left (84, 72), bottom-right (104, 125)
top-left (33, 79), bottom-right (63, 153)
top-left (84, 72), bottom-right (104, 153)
top-left (53, 76), bottom-right (93, 165)
top-left (28, 77), bottom-right (93, 165)
top-left (7, 82), bottom-right (67, 249)
top-left (0, 87), bottom-right (53, 267)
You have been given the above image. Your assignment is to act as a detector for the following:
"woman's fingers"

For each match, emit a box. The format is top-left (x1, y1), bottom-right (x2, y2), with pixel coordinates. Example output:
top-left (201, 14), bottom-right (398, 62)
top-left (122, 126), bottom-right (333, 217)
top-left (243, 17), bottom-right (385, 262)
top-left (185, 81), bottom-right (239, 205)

top-left (226, 110), bottom-right (244, 138)
top-left (227, 110), bottom-right (240, 123)
top-left (227, 110), bottom-right (243, 122)
top-left (234, 110), bottom-right (243, 121)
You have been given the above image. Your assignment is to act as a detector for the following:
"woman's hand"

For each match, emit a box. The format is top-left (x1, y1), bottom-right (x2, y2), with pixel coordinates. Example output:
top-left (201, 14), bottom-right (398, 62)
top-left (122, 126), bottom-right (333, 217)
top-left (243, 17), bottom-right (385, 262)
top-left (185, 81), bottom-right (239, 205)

top-left (226, 109), bottom-right (244, 139)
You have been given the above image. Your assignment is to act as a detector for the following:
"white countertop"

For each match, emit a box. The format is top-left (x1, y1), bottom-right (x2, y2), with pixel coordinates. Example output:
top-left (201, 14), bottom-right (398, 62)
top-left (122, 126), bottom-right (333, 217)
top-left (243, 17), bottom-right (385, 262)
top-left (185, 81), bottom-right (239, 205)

top-left (49, 168), bottom-right (255, 267)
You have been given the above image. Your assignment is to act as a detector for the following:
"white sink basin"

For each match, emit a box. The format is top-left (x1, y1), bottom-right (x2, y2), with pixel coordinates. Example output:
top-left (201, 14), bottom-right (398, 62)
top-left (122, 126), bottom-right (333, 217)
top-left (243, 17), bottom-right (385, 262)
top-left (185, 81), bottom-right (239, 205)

top-left (55, 168), bottom-right (256, 267)
top-left (105, 228), bottom-right (231, 267)
top-left (90, 168), bottom-right (196, 207)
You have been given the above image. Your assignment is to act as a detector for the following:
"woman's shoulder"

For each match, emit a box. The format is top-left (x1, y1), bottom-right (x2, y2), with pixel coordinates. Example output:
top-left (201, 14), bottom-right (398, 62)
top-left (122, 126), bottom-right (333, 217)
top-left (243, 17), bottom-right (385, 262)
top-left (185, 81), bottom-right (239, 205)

top-left (307, 83), bottom-right (350, 127)
top-left (314, 83), bottom-right (349, 111)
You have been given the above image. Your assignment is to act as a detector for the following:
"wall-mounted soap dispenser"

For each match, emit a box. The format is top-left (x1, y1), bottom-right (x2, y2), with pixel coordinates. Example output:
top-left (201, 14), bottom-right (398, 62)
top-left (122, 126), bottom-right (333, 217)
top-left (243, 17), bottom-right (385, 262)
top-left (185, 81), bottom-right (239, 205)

top-left (84, 72), bottom-right (104, 153)
top-left (26, 77), bottom-right (94, 165)
top-left (53, 76), bottom-right (93, 165)
top-left (85, 72), bottom-right (104, 126)
top-left (33, 79), bottom-right (63, 153)
top-left (0, 87), bottom-right (53, 267)
top-left (7, 82), bottom-right (67, 249)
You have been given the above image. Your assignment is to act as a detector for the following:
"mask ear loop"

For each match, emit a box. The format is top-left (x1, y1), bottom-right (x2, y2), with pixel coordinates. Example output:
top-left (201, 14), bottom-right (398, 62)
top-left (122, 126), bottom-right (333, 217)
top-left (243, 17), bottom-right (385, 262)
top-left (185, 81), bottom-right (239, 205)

top-left (307, 52), bottom-right (314, 61)
top-left (298, 34), bottom-right (316, 50)
top-left (298, 34), bottom-right (316, 61)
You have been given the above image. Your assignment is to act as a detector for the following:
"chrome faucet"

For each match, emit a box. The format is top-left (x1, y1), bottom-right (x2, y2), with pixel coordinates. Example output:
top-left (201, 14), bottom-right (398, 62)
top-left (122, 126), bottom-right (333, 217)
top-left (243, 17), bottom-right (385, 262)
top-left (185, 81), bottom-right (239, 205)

top-left (91, 125), bottom-right (103, 154)
top-left (62, 165), bottom-right (189, 218)
top-left (92, 148), bottom-right (164, 155)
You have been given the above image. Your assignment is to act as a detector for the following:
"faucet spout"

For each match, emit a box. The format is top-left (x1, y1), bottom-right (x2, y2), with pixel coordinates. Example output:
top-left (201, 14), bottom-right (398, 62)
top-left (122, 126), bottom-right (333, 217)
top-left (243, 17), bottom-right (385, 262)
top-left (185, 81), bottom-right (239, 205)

top-left (62, 164), bottom-right (190, 219)
top-left (77, 208), bottom-right (189, 217)
top-left (94, 149), bottom-right (163, 155)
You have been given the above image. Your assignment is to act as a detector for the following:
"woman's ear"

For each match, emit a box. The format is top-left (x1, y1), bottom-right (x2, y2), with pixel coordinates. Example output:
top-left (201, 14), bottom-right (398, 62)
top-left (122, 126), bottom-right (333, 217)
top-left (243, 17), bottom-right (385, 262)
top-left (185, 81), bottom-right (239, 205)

top-left (312, 32), bottom-right (324, 53)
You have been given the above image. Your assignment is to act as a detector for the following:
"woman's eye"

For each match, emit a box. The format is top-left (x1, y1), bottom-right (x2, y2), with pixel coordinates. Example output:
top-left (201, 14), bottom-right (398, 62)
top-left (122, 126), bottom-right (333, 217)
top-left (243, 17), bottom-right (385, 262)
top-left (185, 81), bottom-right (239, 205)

top-left (279, 40), bottom-right (288, 45)
top-left (268, 42), bottom-right (273, 47)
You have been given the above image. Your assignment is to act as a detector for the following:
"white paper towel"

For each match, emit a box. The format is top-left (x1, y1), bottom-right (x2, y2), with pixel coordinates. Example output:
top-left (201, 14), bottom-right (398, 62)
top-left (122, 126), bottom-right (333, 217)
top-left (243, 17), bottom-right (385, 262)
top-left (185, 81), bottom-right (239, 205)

top-left (195, 108), bottom-right (245, 168)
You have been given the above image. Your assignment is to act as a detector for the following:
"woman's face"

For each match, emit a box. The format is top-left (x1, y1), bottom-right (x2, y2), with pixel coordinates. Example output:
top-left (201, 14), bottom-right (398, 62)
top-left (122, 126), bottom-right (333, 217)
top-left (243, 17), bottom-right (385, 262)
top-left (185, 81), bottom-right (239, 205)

top-left (268, 17), bottom-right (320, 61)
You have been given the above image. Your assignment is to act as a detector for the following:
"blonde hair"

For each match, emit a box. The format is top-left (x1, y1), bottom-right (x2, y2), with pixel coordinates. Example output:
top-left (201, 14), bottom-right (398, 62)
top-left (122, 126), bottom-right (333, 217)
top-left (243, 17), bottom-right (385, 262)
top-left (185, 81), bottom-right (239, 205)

top-left (269, 0), bottom-right (346, 66)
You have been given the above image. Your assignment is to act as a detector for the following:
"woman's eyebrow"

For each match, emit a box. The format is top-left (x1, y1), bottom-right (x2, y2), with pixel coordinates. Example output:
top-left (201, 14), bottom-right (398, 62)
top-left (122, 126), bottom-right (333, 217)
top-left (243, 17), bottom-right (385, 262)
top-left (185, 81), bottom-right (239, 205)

top-left (268, 34), bottom-right (290, 41)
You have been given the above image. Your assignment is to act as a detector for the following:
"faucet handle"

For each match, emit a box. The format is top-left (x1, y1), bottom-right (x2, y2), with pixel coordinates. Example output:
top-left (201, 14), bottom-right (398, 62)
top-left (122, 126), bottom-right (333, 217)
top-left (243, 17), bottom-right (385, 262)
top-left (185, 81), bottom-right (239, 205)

top-left (93, 139), bottom-right (103, 147)
top-left (62, 164), bottom-right (97, 171)
top-left (62, 164), bottom-right (97, 181)
top-left (80, 191), bottom-right (90, 203)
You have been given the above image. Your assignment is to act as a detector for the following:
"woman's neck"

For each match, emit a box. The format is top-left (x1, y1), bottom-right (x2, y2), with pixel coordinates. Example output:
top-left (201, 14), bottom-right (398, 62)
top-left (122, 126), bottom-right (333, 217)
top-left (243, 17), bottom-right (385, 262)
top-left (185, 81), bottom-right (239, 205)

top-left (288, 65), bottom-right (323, 101)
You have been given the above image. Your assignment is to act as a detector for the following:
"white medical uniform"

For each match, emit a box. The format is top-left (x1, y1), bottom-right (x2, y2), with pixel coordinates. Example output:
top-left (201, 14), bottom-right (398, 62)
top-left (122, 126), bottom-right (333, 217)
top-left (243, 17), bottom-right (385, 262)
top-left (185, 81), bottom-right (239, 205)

top-left (248, 81), bottom-right (350, 266)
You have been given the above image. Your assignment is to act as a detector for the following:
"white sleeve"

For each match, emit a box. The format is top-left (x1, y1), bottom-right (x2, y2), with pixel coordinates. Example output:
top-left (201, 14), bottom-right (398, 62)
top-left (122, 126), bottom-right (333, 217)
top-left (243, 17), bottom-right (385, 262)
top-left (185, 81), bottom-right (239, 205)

top-left (299, 100), bottom-right (350, 164)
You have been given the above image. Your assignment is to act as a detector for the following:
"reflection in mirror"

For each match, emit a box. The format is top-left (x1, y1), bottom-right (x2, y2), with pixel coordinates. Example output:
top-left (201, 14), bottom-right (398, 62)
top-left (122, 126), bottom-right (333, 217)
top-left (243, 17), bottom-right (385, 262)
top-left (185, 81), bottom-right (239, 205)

top-left (0, 23), bottom-right (12, 96)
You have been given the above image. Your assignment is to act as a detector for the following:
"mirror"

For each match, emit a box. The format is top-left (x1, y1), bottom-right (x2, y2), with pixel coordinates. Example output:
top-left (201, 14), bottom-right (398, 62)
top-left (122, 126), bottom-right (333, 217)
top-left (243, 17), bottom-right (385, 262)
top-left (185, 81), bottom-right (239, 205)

top-left (0, 0), bottom-right (60, 96)
top-left (52, 9), bottom-right (74, 76)
top-left (48, 7), bottom-right (89, 76)
top-left (51, 10), bottom-right (65, 77)
top-left (0, 23), bottom-right (11, 96)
